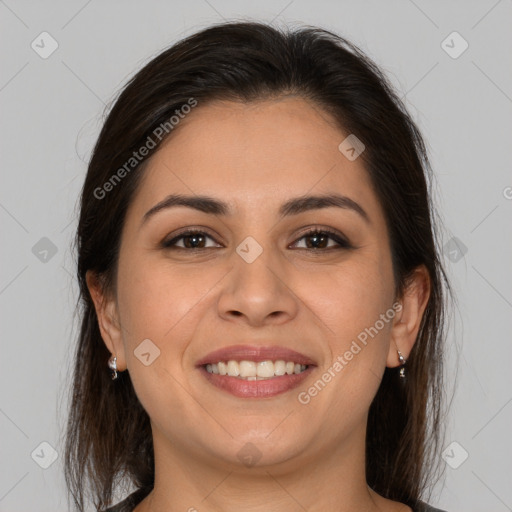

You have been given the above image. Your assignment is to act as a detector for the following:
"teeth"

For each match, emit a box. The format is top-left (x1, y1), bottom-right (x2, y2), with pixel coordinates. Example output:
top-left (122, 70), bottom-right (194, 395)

top-left (218, 361), bottom-right (227, 375)
top-left (239, 360), bottom-right (256, 377)
top-left (227, 360), bottom-right (240, 377)
top-left (205, 360), bottom-right (308, 379)
top-left (257, 360), bottom-right (274, 377)
top-left (274, 360), bottom-right (286, 376)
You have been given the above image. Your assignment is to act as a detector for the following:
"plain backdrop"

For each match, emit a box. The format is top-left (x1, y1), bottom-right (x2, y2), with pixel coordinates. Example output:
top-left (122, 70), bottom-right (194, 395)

top-left (1, 1), bottom-right (511, 511)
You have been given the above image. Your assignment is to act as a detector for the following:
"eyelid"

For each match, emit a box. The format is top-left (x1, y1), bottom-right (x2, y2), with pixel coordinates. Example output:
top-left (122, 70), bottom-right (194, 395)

top-left (291, 225), bottom-right (350, 244)
top-left (161, 226), bottom-right (221, 248)
top-left (161, 224), bottom-right (352, 250)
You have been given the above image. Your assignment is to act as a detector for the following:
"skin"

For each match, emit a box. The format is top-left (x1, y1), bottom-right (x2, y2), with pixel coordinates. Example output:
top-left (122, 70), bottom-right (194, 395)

top-left (87, 96), bottom-right (430, 512)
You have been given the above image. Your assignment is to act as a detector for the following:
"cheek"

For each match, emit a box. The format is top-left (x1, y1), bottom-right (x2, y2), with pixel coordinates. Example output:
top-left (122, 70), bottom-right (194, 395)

top-left (116, 254), bottom-right (225, 355)
top-left (114, 257), bottom-right (219, 423)
top-left (289, 258), bottom-right (396, 438)
top-left (307, 254), bottom-right (396, 393)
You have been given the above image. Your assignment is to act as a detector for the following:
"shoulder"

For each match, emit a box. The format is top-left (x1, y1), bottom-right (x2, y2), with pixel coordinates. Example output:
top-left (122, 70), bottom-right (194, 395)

top-left (415, 500), bottom-right (448, 512)
top-left (99, 487), bottom-right (151, 512)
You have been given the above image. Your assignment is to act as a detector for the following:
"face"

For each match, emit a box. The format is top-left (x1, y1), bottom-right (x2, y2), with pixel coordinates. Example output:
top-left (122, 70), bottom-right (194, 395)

top-left (90, 96), bottom-right (425, 473)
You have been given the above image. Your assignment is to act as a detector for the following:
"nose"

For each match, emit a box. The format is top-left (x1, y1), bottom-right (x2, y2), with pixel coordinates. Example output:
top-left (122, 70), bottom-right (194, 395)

top-left (216, 243), bottom-right (299, 327)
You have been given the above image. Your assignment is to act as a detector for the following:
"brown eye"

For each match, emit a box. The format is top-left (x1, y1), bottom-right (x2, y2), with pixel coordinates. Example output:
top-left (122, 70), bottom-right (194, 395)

top-left (161, 227), bottom-right (352, 252)
top-left (162, 230), bottom-right (220, 250)
top-left (291, 229), bottom-right (351, 251)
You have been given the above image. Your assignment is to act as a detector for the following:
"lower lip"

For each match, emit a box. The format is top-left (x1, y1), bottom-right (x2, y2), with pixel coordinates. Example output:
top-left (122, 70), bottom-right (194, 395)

top-left (199, 366), bottom-right (314, 398)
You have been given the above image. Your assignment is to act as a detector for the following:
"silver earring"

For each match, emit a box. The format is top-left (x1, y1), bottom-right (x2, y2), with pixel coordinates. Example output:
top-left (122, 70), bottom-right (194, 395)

top-left (397, 350), bottom-right (406, 379)
top-left (108, 355), bottom-right (118, 380)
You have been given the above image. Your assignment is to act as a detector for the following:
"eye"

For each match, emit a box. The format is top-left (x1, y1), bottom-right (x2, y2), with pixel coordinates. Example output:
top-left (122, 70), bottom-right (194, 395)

top-left (162, 229), bottom-right (221, 250)
top-left (290, 228), bottom-right (352, 251)
top-left (161, 227), bottom-right (352, 251)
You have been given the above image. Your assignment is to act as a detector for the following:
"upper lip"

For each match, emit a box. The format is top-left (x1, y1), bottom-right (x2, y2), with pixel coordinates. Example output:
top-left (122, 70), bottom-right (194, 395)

top-left (196, 344), bottom-right (317, 367)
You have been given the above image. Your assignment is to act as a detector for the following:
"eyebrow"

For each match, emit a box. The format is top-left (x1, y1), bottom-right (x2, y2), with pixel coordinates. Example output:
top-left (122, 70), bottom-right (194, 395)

top-left (141, 193), bottom-right (370, 226)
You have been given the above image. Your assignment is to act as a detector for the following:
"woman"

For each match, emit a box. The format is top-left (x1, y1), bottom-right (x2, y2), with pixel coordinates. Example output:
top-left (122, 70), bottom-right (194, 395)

top-left (64, 21), bottom-right (451, 512)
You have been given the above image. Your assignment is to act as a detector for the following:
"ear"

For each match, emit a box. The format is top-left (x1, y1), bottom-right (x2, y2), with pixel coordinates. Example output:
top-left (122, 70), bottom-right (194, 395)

top-left (387, 265), bottom-right (431, 368)
top-left (86, 270), bottom-right (127, 371)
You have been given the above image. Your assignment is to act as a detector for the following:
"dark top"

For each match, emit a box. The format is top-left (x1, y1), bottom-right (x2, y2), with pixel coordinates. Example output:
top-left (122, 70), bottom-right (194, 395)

top-left (101, 488), bottom-right (448, 512)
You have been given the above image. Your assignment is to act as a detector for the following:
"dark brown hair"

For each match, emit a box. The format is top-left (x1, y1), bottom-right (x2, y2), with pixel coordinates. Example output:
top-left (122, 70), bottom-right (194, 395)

top-left (64, 20), bottom-right (451, 511)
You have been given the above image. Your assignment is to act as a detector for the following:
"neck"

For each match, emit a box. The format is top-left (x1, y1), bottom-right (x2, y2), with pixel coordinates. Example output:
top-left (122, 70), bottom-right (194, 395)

top-left (134, 420), bottom-right (406, 512)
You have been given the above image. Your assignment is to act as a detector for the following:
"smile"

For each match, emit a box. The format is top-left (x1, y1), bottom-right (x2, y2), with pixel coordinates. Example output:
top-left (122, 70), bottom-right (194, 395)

top-left (205, 360), bottom-right (308, 380)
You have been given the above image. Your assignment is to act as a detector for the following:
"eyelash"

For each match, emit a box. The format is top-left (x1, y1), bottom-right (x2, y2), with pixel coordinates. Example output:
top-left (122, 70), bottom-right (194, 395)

top-left (161, 227), bottom-right (352, 252)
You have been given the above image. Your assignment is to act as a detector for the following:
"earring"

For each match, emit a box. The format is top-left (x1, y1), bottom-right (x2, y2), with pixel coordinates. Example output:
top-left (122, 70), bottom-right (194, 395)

top-left (108, 355), bottom-right (118, 380)
top-left (397, 350), bottom-right (406, 379)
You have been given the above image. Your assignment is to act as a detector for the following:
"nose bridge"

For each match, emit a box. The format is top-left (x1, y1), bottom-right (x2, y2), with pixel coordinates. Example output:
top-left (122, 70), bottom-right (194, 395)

top-left (217, 232), bottom-right (298, 325)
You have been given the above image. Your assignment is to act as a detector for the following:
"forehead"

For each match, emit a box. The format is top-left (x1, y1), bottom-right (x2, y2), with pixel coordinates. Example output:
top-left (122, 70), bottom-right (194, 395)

top-left (128, 97), bottom-right (382, 223)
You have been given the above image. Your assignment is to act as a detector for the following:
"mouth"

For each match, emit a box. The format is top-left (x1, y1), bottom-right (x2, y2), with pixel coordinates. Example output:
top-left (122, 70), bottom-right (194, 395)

top-left (205, 360), bottom-right (309, 379)
top-left (196, 345), bottom-right (316, 398)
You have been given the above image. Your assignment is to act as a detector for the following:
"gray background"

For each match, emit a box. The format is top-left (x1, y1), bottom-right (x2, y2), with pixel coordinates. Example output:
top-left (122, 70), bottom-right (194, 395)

top-left (1, 1), bottom-right (511, 511)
